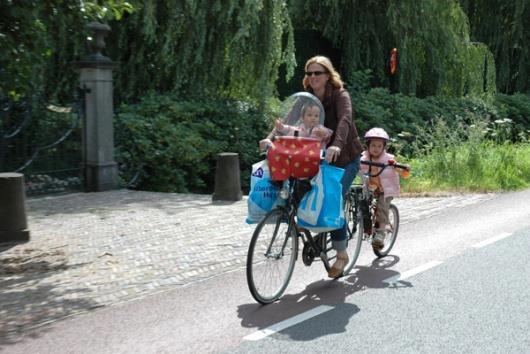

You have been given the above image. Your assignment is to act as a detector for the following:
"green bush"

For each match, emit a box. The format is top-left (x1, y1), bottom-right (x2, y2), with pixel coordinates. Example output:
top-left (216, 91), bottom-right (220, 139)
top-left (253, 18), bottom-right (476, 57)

top-left (494, 93), bottom-right (530, 141)
top-left (348, 71), bottom-right (529, 156)
top-left (115, 93), bottom-right (271, 193)
top-left (401, 115), bottom-right (530, 192)
top-left (114, 79), bottom-right (529, 194)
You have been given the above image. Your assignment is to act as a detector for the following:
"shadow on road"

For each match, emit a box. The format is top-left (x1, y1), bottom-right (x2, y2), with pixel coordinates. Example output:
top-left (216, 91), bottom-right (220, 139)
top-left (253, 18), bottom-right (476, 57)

top-left (0, 242), bottom-right (27, 254)
top-left (0, 253), bottom-right (100, 347)
top-left (237, 255), bottom-right (412, 341)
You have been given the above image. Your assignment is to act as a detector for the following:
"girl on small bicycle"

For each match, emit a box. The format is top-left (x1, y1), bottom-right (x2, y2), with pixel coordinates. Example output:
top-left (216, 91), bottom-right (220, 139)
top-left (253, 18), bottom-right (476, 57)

top-left (360, 127), bottom-right (409, 250)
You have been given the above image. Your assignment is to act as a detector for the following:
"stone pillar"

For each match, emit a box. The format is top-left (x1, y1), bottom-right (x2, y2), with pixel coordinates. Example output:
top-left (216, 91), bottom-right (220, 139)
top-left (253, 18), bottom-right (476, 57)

top-left (77, 22), bottom-right (119, 192)
top-left (0, 173), bottom-right (30, 243)
top-left (212, 153), bottom-right (243, 201)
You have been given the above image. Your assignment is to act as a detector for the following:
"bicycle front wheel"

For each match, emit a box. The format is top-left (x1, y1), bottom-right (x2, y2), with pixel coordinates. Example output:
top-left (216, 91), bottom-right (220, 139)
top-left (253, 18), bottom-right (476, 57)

top-left (373, 204), bottom-right (399, 258)
top-left (343, 197), bottom-right (363, 275)
top-left (246, 208), bottom-right (298, 304)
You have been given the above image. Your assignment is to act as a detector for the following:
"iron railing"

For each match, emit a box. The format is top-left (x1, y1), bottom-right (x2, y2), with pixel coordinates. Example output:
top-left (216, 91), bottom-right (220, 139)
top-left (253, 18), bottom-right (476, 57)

top-left (0, 93), bottom-right (84, 196)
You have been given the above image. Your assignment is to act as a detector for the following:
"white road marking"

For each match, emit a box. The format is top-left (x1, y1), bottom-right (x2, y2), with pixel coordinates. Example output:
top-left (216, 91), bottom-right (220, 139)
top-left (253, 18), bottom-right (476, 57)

top-left (243, 305), bottom-right (333, 341)
top-left (472, 232), bottom-right (513, 248)
top-left (244, 233), bottom-right (516, 342)
top-left (383, 260), bottom-right (444, 284)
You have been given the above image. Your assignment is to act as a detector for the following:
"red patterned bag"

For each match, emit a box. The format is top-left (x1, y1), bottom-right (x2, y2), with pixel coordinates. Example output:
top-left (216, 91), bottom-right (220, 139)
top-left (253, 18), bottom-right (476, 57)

top-left (267, 136), bottom-right (322, 181)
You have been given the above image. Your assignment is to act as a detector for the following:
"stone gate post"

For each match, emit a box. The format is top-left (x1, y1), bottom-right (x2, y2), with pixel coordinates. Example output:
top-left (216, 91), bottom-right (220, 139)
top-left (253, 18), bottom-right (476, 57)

top-left (77, 22), bottom-right (119, 192)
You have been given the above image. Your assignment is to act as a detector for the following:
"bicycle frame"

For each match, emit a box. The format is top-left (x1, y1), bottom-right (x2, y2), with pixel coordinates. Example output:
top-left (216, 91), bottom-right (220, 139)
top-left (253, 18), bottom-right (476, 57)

top-left (265, 177), bottom-right (329, 267)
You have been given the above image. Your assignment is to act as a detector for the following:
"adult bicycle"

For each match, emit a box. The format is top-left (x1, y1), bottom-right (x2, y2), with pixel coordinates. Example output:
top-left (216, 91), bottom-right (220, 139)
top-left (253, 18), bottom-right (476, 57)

top-left (246, 173), bottom-right (360, 304)
top-left (246, 158), bottom-right (409, 304)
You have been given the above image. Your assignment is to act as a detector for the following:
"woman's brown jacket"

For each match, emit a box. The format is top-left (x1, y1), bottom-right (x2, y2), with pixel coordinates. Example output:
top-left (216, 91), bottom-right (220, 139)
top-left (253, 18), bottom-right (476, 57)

top-left (312, 84), bottom-right (363, 167)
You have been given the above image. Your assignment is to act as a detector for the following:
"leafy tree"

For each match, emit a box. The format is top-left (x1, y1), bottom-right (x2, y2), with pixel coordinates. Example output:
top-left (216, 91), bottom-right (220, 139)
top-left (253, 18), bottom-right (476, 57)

top-left (461, 0), bottom-right (530, 93)
top-left (0, 0), bottom-right (134, 101)
top-left (289, 0), bottom-right (495, 98)
top-left (108, 0), bottom-right (295, 105)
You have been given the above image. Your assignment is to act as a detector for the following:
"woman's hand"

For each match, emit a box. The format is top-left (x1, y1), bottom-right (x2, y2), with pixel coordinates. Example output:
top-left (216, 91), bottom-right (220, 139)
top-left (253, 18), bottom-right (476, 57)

top-left (259, 138), bottom-right (272, 150)
top-left (325, 146), bottom-right (341, 163)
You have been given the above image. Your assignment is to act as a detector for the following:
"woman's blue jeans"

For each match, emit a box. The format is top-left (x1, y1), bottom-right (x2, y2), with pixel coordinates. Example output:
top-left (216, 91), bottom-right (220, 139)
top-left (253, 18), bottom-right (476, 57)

top-left (330, 155), bottom-right (361, 251)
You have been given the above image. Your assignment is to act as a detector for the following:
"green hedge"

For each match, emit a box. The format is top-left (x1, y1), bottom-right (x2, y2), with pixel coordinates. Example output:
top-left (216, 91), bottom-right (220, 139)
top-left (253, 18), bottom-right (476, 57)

top-left (115, 93), bottom-right (271, 193)
top-left (349, 74), bottom-right (529, 155)
top-left (115, 87), bottom-right (529, 194)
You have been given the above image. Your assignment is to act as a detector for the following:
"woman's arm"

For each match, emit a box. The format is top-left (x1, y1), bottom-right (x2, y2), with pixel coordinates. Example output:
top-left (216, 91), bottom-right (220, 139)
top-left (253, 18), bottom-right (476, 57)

top-left (330, 89), bottom-right (353, 151)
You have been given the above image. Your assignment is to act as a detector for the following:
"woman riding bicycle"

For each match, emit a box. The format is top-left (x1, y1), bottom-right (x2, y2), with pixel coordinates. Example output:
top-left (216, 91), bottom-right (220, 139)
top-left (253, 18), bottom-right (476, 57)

top-left (260, 56), bottom-right (363, 278)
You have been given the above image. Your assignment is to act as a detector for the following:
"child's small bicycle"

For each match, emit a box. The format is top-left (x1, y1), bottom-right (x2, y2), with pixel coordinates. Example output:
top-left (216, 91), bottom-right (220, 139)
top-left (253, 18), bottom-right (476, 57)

top-left (345, 159), bottom-right (409, 259)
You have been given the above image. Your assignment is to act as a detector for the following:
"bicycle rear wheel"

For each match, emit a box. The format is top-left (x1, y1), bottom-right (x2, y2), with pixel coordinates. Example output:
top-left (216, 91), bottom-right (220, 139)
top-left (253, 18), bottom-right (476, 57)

top-left (373, 204), bottom-right (399, 258)
top-left (246, 208), bottom-right (298, 304)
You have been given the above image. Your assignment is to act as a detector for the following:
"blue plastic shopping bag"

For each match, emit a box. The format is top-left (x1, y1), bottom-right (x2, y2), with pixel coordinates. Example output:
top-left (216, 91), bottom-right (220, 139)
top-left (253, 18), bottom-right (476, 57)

top-left (246, 160), bottom-right (282, 224)
top-left (297, 162), bottom-right (345, 233)
top-left (297, 168), bottom-right (324, 225)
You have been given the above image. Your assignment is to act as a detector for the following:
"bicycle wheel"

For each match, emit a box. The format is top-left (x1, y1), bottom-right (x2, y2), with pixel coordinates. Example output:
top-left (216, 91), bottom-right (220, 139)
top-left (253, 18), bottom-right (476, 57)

top-left (246, 208), bottom-right (298, 304)
top-left (343, 195), bottom-right (363, 275)
top-left (373, 204), bottom-right (399, 258)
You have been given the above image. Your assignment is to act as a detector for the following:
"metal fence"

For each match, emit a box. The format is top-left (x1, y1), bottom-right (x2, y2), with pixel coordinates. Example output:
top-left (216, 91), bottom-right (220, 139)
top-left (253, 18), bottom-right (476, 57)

top-left (0, 93), bottom-right (84, 196)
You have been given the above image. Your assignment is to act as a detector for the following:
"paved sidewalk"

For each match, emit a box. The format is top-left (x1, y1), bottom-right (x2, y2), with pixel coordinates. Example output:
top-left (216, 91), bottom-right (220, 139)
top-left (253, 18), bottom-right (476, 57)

top-left (0, 189), bottom-right (495, 342)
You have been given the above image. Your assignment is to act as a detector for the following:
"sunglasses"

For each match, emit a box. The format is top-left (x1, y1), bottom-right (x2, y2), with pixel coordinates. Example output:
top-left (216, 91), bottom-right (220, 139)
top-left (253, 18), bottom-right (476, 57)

top-left (305, 71), bottom-right (328, 77)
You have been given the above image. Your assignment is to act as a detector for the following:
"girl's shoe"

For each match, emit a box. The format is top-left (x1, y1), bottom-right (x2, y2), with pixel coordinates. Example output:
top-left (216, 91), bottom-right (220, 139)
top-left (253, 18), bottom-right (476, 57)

top-left (372, 230), bottom-right (385, 250)
top-left (328, 251), bottom-right (349, 278)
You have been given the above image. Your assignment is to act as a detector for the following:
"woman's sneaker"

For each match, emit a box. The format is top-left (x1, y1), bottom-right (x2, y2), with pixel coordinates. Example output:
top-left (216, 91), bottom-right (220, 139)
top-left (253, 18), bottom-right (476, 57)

top-left (372, 230), bottom-right (385, 250)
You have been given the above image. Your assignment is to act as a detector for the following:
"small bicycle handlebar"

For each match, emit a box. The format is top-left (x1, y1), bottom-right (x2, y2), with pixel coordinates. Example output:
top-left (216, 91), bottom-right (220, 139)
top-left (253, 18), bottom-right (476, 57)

top-left (360, 159), bottom-right (410, 177)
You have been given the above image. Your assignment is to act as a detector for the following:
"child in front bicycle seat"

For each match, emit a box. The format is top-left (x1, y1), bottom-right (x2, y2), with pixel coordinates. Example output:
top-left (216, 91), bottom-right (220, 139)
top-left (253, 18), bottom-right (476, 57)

top-left (259, 101), bottom-right (332, 149)
top-left (360, 127), bottom-right (409, 251)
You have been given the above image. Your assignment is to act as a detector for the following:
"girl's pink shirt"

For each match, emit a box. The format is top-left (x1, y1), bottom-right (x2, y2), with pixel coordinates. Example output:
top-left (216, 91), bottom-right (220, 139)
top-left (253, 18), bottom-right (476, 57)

top-left (359, 150), bottom-right (401, 197)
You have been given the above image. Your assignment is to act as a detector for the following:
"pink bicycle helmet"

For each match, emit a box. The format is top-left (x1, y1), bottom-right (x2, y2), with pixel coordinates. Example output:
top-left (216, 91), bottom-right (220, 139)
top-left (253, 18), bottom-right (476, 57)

top-left (364, 127), bottom-right (390, 141)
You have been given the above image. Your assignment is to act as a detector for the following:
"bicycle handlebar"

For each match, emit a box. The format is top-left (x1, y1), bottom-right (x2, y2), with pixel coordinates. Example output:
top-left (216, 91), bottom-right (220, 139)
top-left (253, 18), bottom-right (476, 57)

top-left (360, 159), bottom-right (410, 177)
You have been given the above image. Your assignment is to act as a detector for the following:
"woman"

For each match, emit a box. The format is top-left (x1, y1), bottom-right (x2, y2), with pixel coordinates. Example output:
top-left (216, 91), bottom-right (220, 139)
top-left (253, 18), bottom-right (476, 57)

top-left (303, 55), bottom-right (363, 278)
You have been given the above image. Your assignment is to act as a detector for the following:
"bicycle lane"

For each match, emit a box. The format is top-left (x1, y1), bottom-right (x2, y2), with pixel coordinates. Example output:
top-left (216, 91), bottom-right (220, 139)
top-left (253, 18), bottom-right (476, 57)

top-left (230, 227), bottom-right (530, 353)
top-left (4, 189), bottom-right (530, 353)
top-left (240, 188), bottom-right (530, 345)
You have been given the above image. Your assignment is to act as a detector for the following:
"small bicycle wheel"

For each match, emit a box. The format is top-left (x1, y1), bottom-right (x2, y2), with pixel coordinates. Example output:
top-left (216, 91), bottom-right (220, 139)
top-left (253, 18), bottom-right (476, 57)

top-left (246, 208), bottom-right (298, 304)
top-left (373, 204), bottom-right (399, 258)
top-left (343, 197), bottom-right (363, 275)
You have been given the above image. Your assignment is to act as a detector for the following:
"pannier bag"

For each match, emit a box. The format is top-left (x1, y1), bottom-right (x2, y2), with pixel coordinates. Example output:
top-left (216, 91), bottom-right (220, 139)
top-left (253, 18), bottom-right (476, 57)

top-left (267, 136), bottom-right (321, 181)
top-left (246, 160), bottom-right (283, 224)
top-left (297, 162), bottom-right (345, 233)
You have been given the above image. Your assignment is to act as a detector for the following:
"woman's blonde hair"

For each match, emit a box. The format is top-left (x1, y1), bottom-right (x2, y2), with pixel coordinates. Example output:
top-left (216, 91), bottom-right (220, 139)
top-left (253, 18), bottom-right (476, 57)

top-left (303, 56), bottom-right (344, 90)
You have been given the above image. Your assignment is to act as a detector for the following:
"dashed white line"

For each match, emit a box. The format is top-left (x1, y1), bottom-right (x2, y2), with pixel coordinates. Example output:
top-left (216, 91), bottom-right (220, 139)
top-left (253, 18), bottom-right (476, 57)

top-left (243, 305), bottom-right (333, 341)
top-left (245, 233), bottom-right (516, 341)
top-left (472, 232), bottom-right (513, 248)
top-left (383, 260), bottom-right (444, 284)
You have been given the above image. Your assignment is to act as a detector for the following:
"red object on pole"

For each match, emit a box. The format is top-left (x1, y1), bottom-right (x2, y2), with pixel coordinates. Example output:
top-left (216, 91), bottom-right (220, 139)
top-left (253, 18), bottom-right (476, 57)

top-left (389, 48), bottom-right (398, 76)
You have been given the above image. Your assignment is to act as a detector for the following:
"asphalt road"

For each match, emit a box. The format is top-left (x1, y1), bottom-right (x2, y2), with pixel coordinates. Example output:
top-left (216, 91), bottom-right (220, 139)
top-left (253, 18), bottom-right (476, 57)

top-left (3, 189), bottom-right (529, 354)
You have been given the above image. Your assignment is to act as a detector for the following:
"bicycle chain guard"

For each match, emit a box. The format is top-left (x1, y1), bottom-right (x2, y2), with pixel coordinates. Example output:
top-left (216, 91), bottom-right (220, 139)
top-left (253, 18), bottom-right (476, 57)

top-left (302, 234), bottom-right (323, 266)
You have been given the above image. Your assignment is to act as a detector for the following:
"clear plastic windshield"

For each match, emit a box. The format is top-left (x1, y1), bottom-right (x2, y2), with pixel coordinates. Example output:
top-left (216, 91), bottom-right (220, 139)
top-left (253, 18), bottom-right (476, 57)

top-left (279, 92), bottom-right (325, 127)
